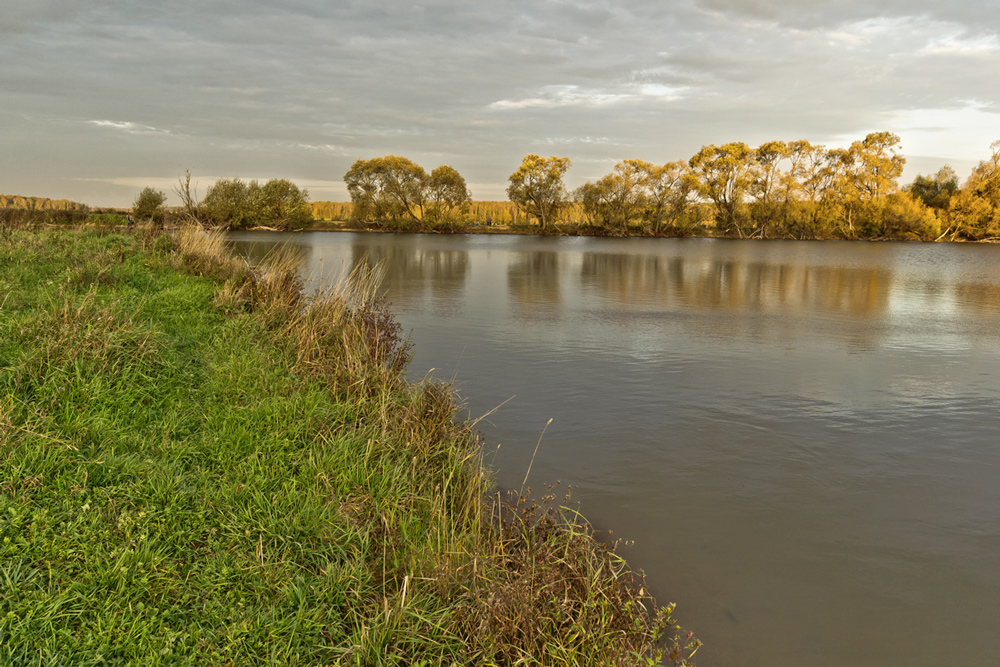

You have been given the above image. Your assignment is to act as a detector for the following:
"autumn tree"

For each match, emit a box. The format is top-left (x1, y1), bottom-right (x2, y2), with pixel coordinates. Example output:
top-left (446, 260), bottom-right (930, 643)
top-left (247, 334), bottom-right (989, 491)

top-left (785, 140), bottom-right (828, 204)
top-left (425, 165), bottom-right (471, 223)
top-left (344, 156), bottom-right (420, 223)
top-left (601, 159), bottom-right (648, 231)
top-left (642, 160), bottom-right (694, 235)
top-left (748, 141), bottom-right (789, 236)
top-left (751, 141), bottom-right (789, 205)
top-left (777, 140), bottom-right (828, 236)
top-left (839, 132), bottom-right (908, 238)
top-left (378, 156), bottom-right (428, 222)
top-left (948, 140), bottom-right (1000, 240)
top-left (689, 142), bottom-right (756, 237)
top-left (576, 160), bottom-right (647, 232)
top-left (132, 186), bottom-right (167, 222)
top-left (344, 156), bottom-right (469, 227)
top-left (506, 154), bottom-right (572, 230)
top-left (574, 181), bottom-right (604, 226)
top-left (849, 131), bottom-right (906, 201)
top-left (577, 159), bottom-right (693, 234)
top-left (879, 193), bottom-right (940, 240)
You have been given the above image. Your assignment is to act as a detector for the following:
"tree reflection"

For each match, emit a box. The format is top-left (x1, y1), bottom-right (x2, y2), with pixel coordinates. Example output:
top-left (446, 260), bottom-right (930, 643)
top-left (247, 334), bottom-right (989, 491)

top-left (229, 238), bottom-right (312, 271)
top-left (580, 251), bottom-right (892, 317)
top-left (349, 241), bottom-right (469, 302)
top-left (507, 251), bottom-right (562, 319)
top-left (954, 282), bottom-right (1000, 316)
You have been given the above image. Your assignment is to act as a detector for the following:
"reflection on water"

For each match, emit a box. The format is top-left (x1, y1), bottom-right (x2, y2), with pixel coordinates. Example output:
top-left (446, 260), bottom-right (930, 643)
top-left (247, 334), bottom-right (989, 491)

top-left (233, 237), bottom-right (313, 270)
top-left (350, 237), bottom-right (469, 301)
top-left (228, 232), bottom-right (1000, 667)
top-left (579, 252), bottom-right (893, 317)
top-left (508, 251), bottom-right (562, 317)
top-left (954, 281), bottom-right (1000, 316)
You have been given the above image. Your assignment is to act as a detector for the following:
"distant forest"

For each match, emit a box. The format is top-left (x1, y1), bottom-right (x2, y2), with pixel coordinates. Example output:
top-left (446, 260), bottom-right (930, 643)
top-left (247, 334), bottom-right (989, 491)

top-left (0, 194), bottom-right (89, 212)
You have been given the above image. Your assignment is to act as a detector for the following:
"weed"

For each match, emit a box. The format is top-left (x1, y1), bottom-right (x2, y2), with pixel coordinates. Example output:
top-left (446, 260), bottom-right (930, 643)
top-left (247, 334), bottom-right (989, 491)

top-left (451, 487), bottom-right (700, 666)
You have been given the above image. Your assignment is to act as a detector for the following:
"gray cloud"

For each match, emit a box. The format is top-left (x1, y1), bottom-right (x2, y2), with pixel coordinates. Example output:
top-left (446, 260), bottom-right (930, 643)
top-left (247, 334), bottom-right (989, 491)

top-left (1, 0), bottom-right (997, 206)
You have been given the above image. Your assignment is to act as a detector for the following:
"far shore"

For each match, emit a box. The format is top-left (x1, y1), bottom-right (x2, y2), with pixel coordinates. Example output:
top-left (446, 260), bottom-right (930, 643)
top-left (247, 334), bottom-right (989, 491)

top-left (236, 219), bottom-right (1000, 242)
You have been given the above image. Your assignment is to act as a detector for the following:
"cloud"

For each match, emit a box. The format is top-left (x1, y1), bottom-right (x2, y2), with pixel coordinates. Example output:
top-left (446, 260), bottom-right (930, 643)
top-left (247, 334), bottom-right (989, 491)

top-left (489, 82), bottom-right (685, 110)
top-left (88, 120), bottom-right (173, 135)
top-left (921, 33), bottom-right (1000, 57)
top-left (294, 143), bottom-right (349, 155)
top-left (1, 0), bottom-right (998, 206)
top-left (72, 176), bottom-right (183, 190)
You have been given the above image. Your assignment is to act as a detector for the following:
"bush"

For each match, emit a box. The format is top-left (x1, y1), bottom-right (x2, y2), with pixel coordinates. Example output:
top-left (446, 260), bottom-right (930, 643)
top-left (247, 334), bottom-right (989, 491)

top-left (132, 187), bottom-right (167, 222)
top-left (880, 193), bottom-right (940, 240)
top-left (202, 178), bottom-right (312, 230)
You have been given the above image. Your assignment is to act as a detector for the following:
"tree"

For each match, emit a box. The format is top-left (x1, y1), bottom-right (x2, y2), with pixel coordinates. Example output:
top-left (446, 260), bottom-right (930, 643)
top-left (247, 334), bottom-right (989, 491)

top-left (749, 141), bottom-right (790, 237)
top-left (260, 179), bottom-right (311, 229)
top-left (906, 166), bottom-right (959, 210)
top-left (643, 160), bottom-right (694, 235)
top-left (966, 140), bottom-right (1000, 204)
top-left (199, 178), bottom-right (310, 230)
top-left (688, 142), bottom-right (755, 236)
top-left (575, 160), bottom-right (647, 232)
top-left (425, 165), bottom-right (471, 223)
top-left (848, 131), bottom-right (906, 201)
top-left (202, 178), bottom-right (255, 229)
top-left (816, 146), bottom-right (867, 238)
top-left (751, 141), bottom-right (789, 205)
top-left (877, 193), bottom-right (940, 240)
top-left (173, 169), bottom-right (202, 225)
top-left (815, 132), bottom-right (907, 238)
top-left (575, 180), bottom-right (607, 227)
top-left (948, 189), bottom-right (1000, 240)
top-left (948, 140), bottom-right (1000, 240)
top-left (343, 159), bottom-right (388, 222)
top-left (132, 187), bottom-right (167, 222)
top-left (378, 156), bottom-right (428, 223)
top-left (344, 156), bottom-right (429, 224)
top-left (343, 156), bottom-right (471, 227)
top-left (506, 154), bottom-right (572, 230)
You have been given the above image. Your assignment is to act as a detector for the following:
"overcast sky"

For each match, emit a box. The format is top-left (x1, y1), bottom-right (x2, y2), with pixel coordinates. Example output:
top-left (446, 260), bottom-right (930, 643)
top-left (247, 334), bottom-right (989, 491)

top-left (3, 0), bottom-right (999, 207)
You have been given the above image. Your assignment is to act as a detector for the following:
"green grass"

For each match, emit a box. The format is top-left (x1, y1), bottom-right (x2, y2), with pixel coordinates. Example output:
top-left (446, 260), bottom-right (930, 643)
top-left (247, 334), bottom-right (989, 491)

top-left (0, 225), bottom-right (698, 666)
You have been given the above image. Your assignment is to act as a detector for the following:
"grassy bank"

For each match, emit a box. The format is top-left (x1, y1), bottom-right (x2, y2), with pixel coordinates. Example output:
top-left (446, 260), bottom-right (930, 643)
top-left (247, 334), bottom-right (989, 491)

top-left (0, 222), bottom-right (698, 665)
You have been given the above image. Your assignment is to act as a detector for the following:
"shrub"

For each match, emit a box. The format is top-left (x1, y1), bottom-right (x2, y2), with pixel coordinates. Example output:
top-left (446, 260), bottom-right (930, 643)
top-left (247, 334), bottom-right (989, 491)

top-left (132, 187), bottom-right (167, 222)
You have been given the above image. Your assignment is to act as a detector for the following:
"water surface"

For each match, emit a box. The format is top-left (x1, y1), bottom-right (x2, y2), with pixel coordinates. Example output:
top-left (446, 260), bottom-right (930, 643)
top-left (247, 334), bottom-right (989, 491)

top-left (231, 232), bottom-right (1000, 666)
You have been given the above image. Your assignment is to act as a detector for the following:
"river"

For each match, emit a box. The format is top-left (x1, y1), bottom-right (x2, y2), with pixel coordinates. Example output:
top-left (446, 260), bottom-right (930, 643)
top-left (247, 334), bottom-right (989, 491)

top-left (230, 231), bottom-right (1000, 667)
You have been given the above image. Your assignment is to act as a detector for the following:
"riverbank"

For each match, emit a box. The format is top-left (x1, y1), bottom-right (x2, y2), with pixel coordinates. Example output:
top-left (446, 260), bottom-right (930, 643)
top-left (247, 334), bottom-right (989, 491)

top-left (260, 219), bottom-right (1000, 242)
top-left (5, 204), bottom-right (996, 242)
top-left (0, 224), bottom-right (698, 665)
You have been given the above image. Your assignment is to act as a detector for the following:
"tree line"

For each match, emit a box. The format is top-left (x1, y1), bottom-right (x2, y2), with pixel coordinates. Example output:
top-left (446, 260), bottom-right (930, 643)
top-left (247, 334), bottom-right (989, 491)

top-left (15, 130), bottom-right (994, 241)
top-left (342, 134), bottom-right (1000, 241)
top-left (0, 195), bottom-right (89, 212)
top-left (0, 194), bottom-right (121, 227)
top-left (128, 173), bottom-right (313, 230)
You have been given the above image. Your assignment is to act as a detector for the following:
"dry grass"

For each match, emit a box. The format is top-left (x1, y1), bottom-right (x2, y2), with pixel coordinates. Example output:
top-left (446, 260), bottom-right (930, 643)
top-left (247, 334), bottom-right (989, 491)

top-left (450, 487), bottom-right (701, 666)
top-left (174, 225), bottom-right (249, 282)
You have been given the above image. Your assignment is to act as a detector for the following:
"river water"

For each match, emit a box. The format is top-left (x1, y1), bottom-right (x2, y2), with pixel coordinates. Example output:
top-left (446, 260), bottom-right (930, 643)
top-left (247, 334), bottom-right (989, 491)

top-left (230, 231), bottom-right (1000, 667)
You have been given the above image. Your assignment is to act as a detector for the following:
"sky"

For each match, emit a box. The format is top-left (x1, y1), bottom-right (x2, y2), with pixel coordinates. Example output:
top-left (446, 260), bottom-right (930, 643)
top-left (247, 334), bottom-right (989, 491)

top-left (2, 0), bottom-right (999, 208)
